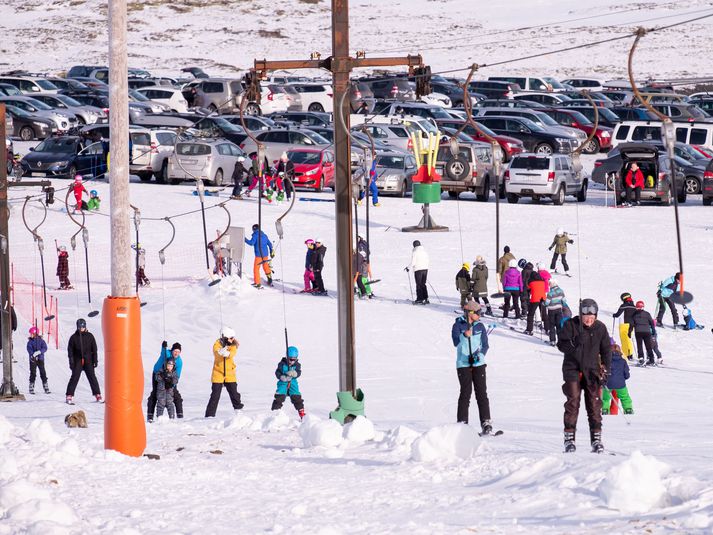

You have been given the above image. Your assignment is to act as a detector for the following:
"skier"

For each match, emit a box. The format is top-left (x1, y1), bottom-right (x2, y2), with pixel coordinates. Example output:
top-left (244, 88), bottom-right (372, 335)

top-left (544, 279), bottom-right (567, 346)
top-left (407, 240), bottom-right (429, 305)
top-left (244, 154), bottom-right (271, 200)
top-left (496, 246), bottom-right (515, 291)
top-left (271, 345), bottom-right (305, 419)
top-left (72, 175), bottom-right (88, 212)
top-left (356, 233), bottom-right (370, 271)
top-left (536, 261), bottom-right (551, 293)
top-left (230, 156), bottom-right (248, 200)
top-left (682, 305), bottom-right (705, 331)
top-left (135, 245), bottom-right (150, 287)
top-left (147, 341), bottom-right (184, 422)
top-left (471, 256), bottom-right (492, 315)
top-left (612, 292), bottom-right (636, 361)
top-left (548, 228), bottom-right (574, 275)
top-left (274, 152), bottom-right (295, 201)
top-left (656, 272), bottom-right (681, 328)
top-left (65, 318), bottom-right (102, 404)
top-left (302, 239), bottom-right (316, 293)
top-left (519, 259), bottom-right (534, 315)
top-left (602, 343), bottom-right (634, 415)
top-left (244, 224), bottom-right (274, 288)
top-left (628, 300), bottom-right (658, 366)
top-left (358, 160), bottom-right (380, 207)
top-left (624, 161), bottom-right (644, 206)
top-left (502, 259), bottom-right (522, 319)
top-left (451, 301), bottom-right (494, 435)
top-left (525, 270), bottom-right (547, 335)
top-left (87, 190), bottom-right (101, 211)
top-left (455, 263), bottom-right (472, 308)
top-left (311, 238), bottom-right (327, 296)
top-left (27, 326), bottom-right (49, 395)
top-left (56, 245), bottom-right (72, 289)
top-left (557, 298), bottom-right (611, 453)
top-left (155, 356), bottom-right (179, 419)
top-left (354, 248), bottom-right (373, 299)
top-left (204, 327), bottom-right (244, 417)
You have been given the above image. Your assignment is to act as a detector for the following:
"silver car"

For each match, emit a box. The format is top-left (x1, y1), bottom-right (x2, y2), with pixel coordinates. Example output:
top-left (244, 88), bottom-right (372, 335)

top-left (505, 153), bottom-right (587, 205)
top-left (372, 152), bottom-right (418, 197)
top-left (241, 128), bottom-right (330, 165)
top-left (168, 139), bottom-right (246, 186)
top-left (31, 93), bottom-right (105, 125)
top-left (0, 95), bottom-right (77, 131)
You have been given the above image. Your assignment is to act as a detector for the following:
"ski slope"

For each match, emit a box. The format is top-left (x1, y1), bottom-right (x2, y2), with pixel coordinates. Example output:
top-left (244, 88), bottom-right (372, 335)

top-left (1, 161), bottom-right (713, 533)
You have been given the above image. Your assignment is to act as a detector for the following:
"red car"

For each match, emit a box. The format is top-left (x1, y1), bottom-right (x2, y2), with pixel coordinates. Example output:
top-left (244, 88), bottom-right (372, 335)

top-left (288, 148), bottom-right (335, 191)
top-left (540, 108), bottom-right (613, 153)
top-left (434, 119), bottom-right (525, 161)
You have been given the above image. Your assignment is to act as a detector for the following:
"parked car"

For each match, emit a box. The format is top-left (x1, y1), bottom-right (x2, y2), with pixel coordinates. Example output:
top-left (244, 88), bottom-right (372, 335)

top-left (371, 151), bottom-right (418, 197)
top-left (0, 83), bottom-right (21, 96)
top-left (512, 92), bottom-right (571, 106)
top-left (562, 105), bottom-right (622, 129)
top-left (612, 120), bottom-right (713, 151)
top-left (185, 116), bottom-right (248, 146)
top-left (79, 124), bottom-right (154, 180)
top-left (436, 141), bottom-right (498, 201)
top-left (241, 127), bottom-right (331, 163)
top-left (66, 65), bottom-right (105, 78)
top-left (168, 139), bottom-right (245, 186)
top-left (651, 103), bottom-right (711, 123)
top-left (430, 81), bottom-right (466, 107)
top-left (185, 78), bottom-right (243, 114)
top-left (4, 105), bottom-right (55, 140)
top-left (0, 76), bottom-right (60, 94)
top-left (539, 108), bottom-right (613, 153)
top-left (504, 153), bottom-right (587, 205)
top-left (467, 80), bottom-right (521, 99)
top-left (349, 81), bottom-right (376, 113)
top-left (476, 98), bottom-right (545, 109)
top-left (222, 115), bottom-right (278, 132)
top-left (357, 121), bottom-right (419, 153)
top-left (30, 93), bottom-right (105, 125)
top-left (136, 87), bottom-right (189, 113)
top-left (358, 77), bottom-right (414, 100)
top-left (375, 101), bottom-right (452, 121)
top-left (44, 77), bottom-right (90, 92)
top-left (418, 91), bottom-right (452, 108)
top-left (268, 111), bottom-right (331, 127)
top-left (148, 129), bottom-right (178, 183)
top-left (286, 148), bottom-right (335, 191)
top-left (474, 107), bottom-right (587, 145)
top-left (20, 136), bottom-right (107, 179)
top-left (488, 76), bottom-right (560, 92)
top-left (434, 118), bottom-right (525, 161)
top-left (0, 95), bottom-right (77, 131)
top-left (287, 83), bottom-right (333, 113)
top-left (475, 116), bottom-right (578, 155)
top-left (560, 78), bottom-right (605, 92)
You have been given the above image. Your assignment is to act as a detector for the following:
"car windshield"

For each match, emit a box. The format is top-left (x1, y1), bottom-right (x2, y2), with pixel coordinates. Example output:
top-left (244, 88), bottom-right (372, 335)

top-left (303, 130), bottom-right (330, 144)
top-left (516, 117), bottom-right (544, 132)
top-left (534, 113), bottom-right (559, 127)
top-left (57, 95), bottom-right (83, 107)
top-left (6, 105), bottom-right (30, 118)
top-left (688, 105), bottom-right (709, 119)
top-left (566, 110), bottom-right (592, 125)
top-left (212, 118), bottom-right (244, 133)
top-left (34, 138), bottom-right (77, 153)
top-left (129, 90), bottom-right (149, 101)
top-left (26, 98), bottom-right (53, 110)
top-left (597, 108), bottom-right (621, 122)
top-left (376, 155), bottom-right (405, 169)
top-left (288, 151), bottom-right (321, 164)
top-left (36, 80), bottom-right (59, 90)
top-left (510, 156), bottom-right (550, 170)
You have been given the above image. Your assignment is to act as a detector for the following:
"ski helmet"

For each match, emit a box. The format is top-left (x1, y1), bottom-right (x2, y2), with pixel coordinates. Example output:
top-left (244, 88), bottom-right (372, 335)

top-left (517, 258), bottom-right (527, 269)
top-left (462, 262), bottom-right (470, 271)
top-left (29, 326), bottom-right (38, 335)
top-left (580, 299), bottom-right (598, 316)
top-left (252, 224), bottom-right (259, 231)
top-left (90, 189), bottom-right (98, 196)
top-left (636, 300), bottom-right (645, 309)
top-left (315, 238), bottom-right (323, 244)
top-left (76, 318), bottom-right (87, 330)
top-left (287, 346), bottom-right (299, 359)
top-left (412, 240), bottom-right (421, 247)
top-left (620, 292), bottom-right (632, 302)
top-left (221, 326), bottom-right (236, 339)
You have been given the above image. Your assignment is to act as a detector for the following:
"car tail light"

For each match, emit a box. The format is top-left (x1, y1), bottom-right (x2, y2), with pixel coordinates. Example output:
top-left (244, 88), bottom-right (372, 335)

top-left (704, 171), bottom-right (713, 179)
top-left (239, 143), bottom-right (245, 149)
top-left (267, 91), bottom-right (274, 101)
top-left (594, 161), bottom-right (603, 168)
top-left (327, 93), bottom-right (333, 98)
top-left (103, 108), bottom-right (109, 116)
top-left (547, 171), bottom-right (555, 182)
top-left (407, 138), bottom-right (413, 150)
top-left (150, 142), bottom-right (158, 154)
top-left (504, 170), bottom-right (510, 181)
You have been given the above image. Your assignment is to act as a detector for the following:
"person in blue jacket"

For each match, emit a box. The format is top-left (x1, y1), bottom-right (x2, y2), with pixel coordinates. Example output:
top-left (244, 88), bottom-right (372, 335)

top-left (655, 272), bottom-right (680, 327)
top-left (451, 300), bottom-right (494, 434)
top-left (602, 343), bottom-right (633, 415)
top-left (147, 341), bottom-right (184, 422)
top-left (271, 345), bottom-right (305, 419)
top-left (27, 326), bottom-right (49, 395)
top-left (245, 223), bottom-right (274, 288)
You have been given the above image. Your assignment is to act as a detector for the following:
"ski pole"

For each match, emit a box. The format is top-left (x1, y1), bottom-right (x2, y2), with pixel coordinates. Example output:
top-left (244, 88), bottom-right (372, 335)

top-left (617, 397), bottom-right (631, 426)
top-left (405, 268), bottom-right (414, 302)
top-left (427, 281), bottom-right (442, 303)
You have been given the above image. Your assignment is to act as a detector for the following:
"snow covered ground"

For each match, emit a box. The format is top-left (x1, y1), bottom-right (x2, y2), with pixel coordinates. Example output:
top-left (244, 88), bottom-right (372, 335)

top-left (2, 156), bottom-right (713, 533)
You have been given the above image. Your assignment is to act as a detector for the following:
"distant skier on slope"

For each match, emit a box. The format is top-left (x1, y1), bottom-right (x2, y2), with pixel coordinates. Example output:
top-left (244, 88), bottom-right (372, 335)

top-left (548, 228), bottom-right (574, 275)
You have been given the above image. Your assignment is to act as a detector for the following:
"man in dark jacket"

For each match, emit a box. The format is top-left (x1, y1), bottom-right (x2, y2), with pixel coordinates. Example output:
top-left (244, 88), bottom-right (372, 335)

top-left (519, 260), bottom-right (534, 314)
top-left (612, 292), bottom-right (636, 360)
top-left (628, 300), bottom-right (657, 366)
top-left (231, 157), bottom-right (248, 199)
top-left (557, 298), bottom-right (611, 453)
top-left (65, 318), bottom-right (102, 404)
top-left (311, 238), bottom-right (327, 295)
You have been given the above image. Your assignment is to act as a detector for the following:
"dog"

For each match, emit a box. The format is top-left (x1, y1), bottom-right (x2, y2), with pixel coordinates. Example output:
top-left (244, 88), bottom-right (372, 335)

top-left (64, 410), bottom-right (88, 428)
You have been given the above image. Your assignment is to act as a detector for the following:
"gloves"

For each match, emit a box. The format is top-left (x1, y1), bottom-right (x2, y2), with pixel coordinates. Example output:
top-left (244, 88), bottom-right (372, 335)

top-left (270, 251), bottom-right (275, 259)
top-left (218, 347), bottom-right (230, 357)
top-left (568, 240), bottom-right (574, 244)
top-left (33, 350), bottom-right (41, 357)
top-left (280, 375), bottom-right (289, 382)
top-left (162, 340), bottom-right (168, 349)
top-left (548, 246), bottom-right (553, 251)
top-left (287, 370), bottom-right (298, 378)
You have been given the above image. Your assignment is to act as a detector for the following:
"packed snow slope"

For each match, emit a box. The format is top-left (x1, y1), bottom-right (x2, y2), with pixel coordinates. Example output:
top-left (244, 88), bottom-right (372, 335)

top-left (3, 0), bottom-right (713, 80)
top-left (1, 159), bottom-right (713, 533)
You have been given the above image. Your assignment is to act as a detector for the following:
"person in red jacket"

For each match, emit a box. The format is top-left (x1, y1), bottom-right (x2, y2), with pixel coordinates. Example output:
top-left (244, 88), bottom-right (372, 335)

top-left (624, 162), bottom-right (644, 206)
top-left (525, 271), bottom-right (548, 335)
top-left (72, 175), bottom-right (88, 212)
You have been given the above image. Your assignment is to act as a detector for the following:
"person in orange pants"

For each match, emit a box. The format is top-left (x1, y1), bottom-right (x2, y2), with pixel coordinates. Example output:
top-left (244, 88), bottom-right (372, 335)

top-left (244, 223), bottom-right (274, 288)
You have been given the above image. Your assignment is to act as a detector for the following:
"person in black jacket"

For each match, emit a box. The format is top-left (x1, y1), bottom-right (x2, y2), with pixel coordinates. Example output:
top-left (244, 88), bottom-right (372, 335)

top-left (612, 292), bottom-right (636, 360)
top-left (628, 300), bottom-right (658, 366)
top-left (557, 298), bottom-right (611, 453)
top-left (65, 318), bottom-right (102, 404)
top-left (0, 306), bottom-right (17, 363)
top-left (311, 238), bottom-right (327, 295)
top-left (230, 157), bottom-right (248, 199)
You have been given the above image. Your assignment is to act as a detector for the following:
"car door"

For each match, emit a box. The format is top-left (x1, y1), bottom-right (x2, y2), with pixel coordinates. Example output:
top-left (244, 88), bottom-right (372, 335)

top-left (505, 119), bottom-right (535, 149)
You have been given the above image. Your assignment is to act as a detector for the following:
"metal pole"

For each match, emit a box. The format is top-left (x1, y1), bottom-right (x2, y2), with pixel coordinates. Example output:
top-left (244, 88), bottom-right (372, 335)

top-left (332, 0), bottom-right (357, 394)
top-left (197, 180), bottom-right (210, 270)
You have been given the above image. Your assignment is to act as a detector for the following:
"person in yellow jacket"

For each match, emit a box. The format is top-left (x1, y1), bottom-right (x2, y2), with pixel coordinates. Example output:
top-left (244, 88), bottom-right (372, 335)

top-left (204, 327), bottom-right (244, 417)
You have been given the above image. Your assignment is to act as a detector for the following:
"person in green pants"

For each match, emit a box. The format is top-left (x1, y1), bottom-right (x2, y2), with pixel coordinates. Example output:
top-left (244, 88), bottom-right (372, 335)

top-left (602, 343), bottom-right (634, 414)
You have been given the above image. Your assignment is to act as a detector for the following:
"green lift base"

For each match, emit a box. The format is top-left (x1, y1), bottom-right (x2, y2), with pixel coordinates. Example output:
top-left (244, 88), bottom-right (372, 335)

top-left (329, 389), bottom-right (365, 425)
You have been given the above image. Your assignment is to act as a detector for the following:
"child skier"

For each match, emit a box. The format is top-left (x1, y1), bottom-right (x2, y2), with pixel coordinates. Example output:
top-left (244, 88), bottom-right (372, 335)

top-left (455, 263), bottom-right (472, 307)
top-left (147, 341), bottom-right (184, 422)
top-left (271, 345), bottom-right (305, 419)
top-left (471, 256), bottom-right (492, 315)
top-left (548, 228), bottom-right (574, 275)
top-left (87, 190), bottom-right (101, 211)
top-left (354, 248), bottom-right (373, 299)
top-left (72, 175), bottom-right (88, 212)
top-left (682, 305), bottom-right (705, 331)
top-left (135, 245), bottom-right (150, 287)
top-left (155, 356), bottom-right (179, 419)
top-left (544, 279), bottom-right (567, 346)
top-left (502, 259), bottom-right (522, 319)
top-left (628, 300), bottom-right (658, 366)
top-left (27, 326), bottom-right (49, 394)
top-left (302, 239), bottom-right (315, 293)
top-left (204, 327), bottom-right (243, 417)
top-left (56, 245), bottom-right (72, 289)
top-left (602, 344), bottom-right (634, 415)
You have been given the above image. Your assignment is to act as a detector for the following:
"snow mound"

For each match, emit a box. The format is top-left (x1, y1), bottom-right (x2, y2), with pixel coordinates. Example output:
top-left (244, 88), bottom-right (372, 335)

top-left (342, 416), bottom-right (375, 444)
top-left (378, 425), bottom-right (421, 451)
top-left (0, 455), bottom-right (19, 479)
top-left (27, 419), bottom-right (62, 447)
top-left (682, 513), bottom-right (710, 530)
top-left (7, 498), bottom-right (79, 526)
top-left (223, 413), bottom-right (254, 430)
top-left (0, 480), bottom-right (51, 509)
top-left (598, 451), bottom-right (670, 513)
top-left (253, 410), bottom-right (292, 432)
top-left (214, 274), bottom-right (244, 295)
top-left (299, 415), bottom-right (343, 448)
top-left (410, 423), bottom-right (479, 462)
top-left (0, 414), bottom-right (14, 445)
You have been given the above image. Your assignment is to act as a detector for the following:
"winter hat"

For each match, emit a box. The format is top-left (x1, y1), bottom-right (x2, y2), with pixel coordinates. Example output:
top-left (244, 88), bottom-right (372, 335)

top-left (508, 259), bottom-right (517, 268)
top-left (463, 301), bottom-right (481, 313)
top-left (74, 174), bottom-right (82, 181)
top-left (580, 298), bottom-right (598, 316)
top-left (620, 292), bottom-right (632, 302)
top-left (29, 326), bottom-right (38, 335)
top-left (557, 227), bottom-right (564, 235)
top-left (305, 239), bottom-right (315, 245)
top-left (315, 238), bottom-right (323, 244)
top-left (517, 258), bottom-right (527, 269)
top-left (504, 246), bottom-right (510, 253)
top-left (281, 152), bottom-right (288, 162)
top-left (221, 326), bottom-right (236, 339)
top-left (76, 318), bottom-right (86, 330)
top-left (611, 343), bottom-right (622, 354)
top-left (476, 255), bottom-right (485, 264)
top-left (636, 300), bottom-right (645, 309)
top-left (462, 262), bottom-right (471, 271)
top-left (58, 245), bottom-right (67, 252)
top-left (171, 342), bottom-right (182, 352)
top-left (413, 240), bottom-right (421, 247)
top-left (549, 279), bottom-right (558, 287)
top-left (165, 356), bottom-right (175, 367)
top-left (252, 224), bottom-right (259, 231)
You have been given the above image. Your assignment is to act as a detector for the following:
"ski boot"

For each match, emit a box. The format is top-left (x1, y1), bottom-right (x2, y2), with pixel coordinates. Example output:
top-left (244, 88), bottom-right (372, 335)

top-left (602, 408), bottom-right (609, 415)
top-left (638, 357), bottom-right (645, 367)
top-left (66, 395), bottom-right (75, 405)
top-left (656, 357), bottom-right (663, 366)
top-left (147, 415), bottom-right (154, 423)
top-left (267, 275), bottom-right (273, 286)
top-left (485, 306), bottom-right (493, 316)
top-left (95, 394), bottom-right (103, 403)
top-left (524, 330), bottom-right (533, 336)
top-left (373, 202), bottom-right (381, 207)
top-left (298, 408), bottom-right (305, 420)
top-left (624, 408), bottom-right (634, 415)
top-left (591, 431), bottom-right (604, 454)
top-left (276, 190), bottom-right (285, 202)
top-left (647, 358), bottom-right (657, 367)
top-left (564, 431), bottom-right (576, 453)
top-left (480, 420), bottom-right (493, 436)
top-left (43, 382), bottom-right (50, 394)
top-left (29, 382), bottom-right (35, 395)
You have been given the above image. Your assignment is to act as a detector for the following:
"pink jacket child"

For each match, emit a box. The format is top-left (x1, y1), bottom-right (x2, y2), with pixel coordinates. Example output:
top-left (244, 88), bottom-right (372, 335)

top-left (72, 175), bottom-right (88, 211)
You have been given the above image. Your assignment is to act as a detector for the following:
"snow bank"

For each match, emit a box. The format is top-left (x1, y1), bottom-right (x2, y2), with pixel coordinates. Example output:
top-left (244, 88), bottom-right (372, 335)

top-left (0, 414), bottom-right (13, 445)
top-left (598, 451), bottom-right (670, 513)
top-left (27, 419), bottom-right (62, 448)
top-left (410, 423), bottom-right (479, 462)
top-left (378, 425), bottom-right (421, 452)
top-left (342, 416), bottom-right (375, 444)
top-left (299, 415), bottom-right (343, 448)
top-left (7, 498), bottom-right (78, 526)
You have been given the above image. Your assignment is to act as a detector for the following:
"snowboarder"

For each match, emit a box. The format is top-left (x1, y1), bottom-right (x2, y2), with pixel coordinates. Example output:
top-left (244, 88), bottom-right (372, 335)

top-left (155, 356), bottom-right (179, 419)
top-left (455, 263), bottom-right (472, 307)
top-left (624, 161), bottom-right (644, 206)
top-left (65, 318), bottom-right (102, 404)
top-left (27, 326), bottom-right (49, 395)
top-left (302, 239), bottom-right (316, 293)
top-left (271, 345), bottom-right (305, 419)
top-left (471, 256), bottom-right (492, 315)
top-left (274, 152), bottom-right (295, 201)
top-left (135, 245), bottom-right (150, 287)
top-left (147, 341), bottom-right (184, 422)
top-left (56, 245), bottom-right (72, 289)
top-left (231, 156), bottom-right (248, 199)
top-left (548, 228), bottom-right (574, 274)
top-left (497, 246), bottom-right (515, 292)
top-left (451, 301), bottom-right (494, 435)
top-left (204, 327), bottom-right (244, 417)
top-left (656, 272), bottom-right (681, 328)
top-left (557, 299), bottom-right (611, 453)
top-left (629, 300), bottom-right (658, 366)
top-left (311, 238), bottom-right (327, 295)
top-left (244, 224), bottom-right (274, 288)
top-left (602, 344), bottom-right (633, 415)
top-left (525, 270), bottom-right (547, 335)
top-left (502, 259), bottom-right (522, 319)
top-left (72, 175), bottom-right (88, 212)
top-left (612, 292), bottom-right (636, 361)
top-left (87, 189), bottom-right (101, 211)
top-left (408, 240), bottom-right (429, 305)
top-left (682, 305), bottom-right (705, 331)
top-left (544, 279), bottom-right (568, 346)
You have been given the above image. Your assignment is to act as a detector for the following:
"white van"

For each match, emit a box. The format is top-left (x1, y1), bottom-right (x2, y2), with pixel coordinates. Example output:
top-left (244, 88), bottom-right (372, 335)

top-left (611, 120), bottom-right (713, 151)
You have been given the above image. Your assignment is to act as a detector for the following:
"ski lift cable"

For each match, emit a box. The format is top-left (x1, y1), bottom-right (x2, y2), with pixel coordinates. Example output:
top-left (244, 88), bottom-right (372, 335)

top-left (62, 187), bottom-right (98, 317)
top-left (157, 217), bottom-right (176, 339)
top-left (21, 197), bottom-right (55, 321)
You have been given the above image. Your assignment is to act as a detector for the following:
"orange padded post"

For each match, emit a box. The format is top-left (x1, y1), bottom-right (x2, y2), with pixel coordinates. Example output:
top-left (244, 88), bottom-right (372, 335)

top-left (102, 296), bottom-right (145, 456)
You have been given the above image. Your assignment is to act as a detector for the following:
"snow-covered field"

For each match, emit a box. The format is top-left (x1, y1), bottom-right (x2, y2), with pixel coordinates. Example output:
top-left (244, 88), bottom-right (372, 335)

top-left (2, 158), bottom-right (713, 533)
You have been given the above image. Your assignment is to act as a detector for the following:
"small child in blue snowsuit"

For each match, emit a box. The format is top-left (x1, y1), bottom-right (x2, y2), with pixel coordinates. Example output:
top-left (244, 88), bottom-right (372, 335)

top-left (271, 346), bottom-right (305, 419)
top-left (156, 356), bottom-right (178, 419)
top-left (602, 344), bottom-right (634, 415)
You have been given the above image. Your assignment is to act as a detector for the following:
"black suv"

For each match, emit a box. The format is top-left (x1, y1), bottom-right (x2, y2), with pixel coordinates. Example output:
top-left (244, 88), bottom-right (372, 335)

top-left (358, 77), bottom-right (414, 100)
top-left (475, 116), bottom-right (577, 155)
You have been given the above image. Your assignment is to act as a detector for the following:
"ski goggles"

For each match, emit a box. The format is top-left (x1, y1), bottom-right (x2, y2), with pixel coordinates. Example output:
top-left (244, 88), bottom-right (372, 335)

top-left (580, 305), bottom-right (598, 316)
